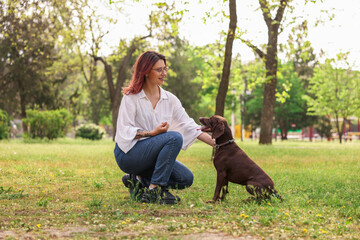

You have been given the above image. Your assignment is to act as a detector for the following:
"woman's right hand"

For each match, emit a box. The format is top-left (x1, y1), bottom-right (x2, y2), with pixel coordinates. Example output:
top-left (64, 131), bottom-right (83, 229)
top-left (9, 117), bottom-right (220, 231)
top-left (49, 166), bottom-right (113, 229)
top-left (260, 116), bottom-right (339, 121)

top-left (151, 122), bottom-right (169, 136)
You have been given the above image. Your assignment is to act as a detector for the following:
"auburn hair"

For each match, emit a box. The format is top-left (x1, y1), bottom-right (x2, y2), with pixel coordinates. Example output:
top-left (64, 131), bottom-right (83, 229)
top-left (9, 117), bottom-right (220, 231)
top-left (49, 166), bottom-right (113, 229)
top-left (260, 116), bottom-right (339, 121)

top-left (122, 51), bottom-right (166, 95)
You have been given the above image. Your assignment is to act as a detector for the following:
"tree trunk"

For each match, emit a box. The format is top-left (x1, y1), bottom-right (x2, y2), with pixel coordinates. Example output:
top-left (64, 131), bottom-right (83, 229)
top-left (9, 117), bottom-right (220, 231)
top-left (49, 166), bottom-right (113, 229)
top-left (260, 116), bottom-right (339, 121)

top-left (240, 0), bottom-right (287, 144)
top-left (97, 41), bottom-right (138, 140)
top-left (258, 0), bottom-right (287, 144)
top-left (215, 0), bottom-right (237, 116)
top-left (334, 113), bottom-right (343, 144)
top-left (17, 78), bottom-right (28, 132)
top-left (279, 119), bottom-right (288, 140)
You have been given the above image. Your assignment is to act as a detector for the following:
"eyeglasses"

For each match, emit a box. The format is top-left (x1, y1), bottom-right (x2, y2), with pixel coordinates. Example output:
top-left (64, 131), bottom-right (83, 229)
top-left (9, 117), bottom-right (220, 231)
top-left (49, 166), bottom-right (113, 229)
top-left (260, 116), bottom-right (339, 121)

top-left (151, 67), bottom-right (168, 73)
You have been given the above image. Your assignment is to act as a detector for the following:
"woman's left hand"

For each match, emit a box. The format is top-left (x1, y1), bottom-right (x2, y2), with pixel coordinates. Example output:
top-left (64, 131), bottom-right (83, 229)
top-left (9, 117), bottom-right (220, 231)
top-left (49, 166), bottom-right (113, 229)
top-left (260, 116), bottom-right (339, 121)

top-left (151, 122), bottom-right (169, 136)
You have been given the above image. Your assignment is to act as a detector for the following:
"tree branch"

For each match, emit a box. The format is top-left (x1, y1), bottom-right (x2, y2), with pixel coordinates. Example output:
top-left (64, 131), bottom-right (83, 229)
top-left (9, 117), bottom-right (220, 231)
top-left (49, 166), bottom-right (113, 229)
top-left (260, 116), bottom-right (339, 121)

top-left (275, 0), bottom-right (288, 24)
top-left (77, 45), bottom-right (89, 83)
top-left (239, 38), bottom-right (266, 59)
top-left (259, 0), bottom-right (272, 28)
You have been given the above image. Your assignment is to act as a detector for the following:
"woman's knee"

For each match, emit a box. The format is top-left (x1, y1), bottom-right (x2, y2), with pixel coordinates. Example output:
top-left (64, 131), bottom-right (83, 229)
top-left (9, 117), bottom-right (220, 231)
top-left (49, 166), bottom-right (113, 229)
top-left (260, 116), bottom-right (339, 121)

top-left (183, 170), bottom-right (194, 188)
top-left (168, 131), bottom-right (183, 147)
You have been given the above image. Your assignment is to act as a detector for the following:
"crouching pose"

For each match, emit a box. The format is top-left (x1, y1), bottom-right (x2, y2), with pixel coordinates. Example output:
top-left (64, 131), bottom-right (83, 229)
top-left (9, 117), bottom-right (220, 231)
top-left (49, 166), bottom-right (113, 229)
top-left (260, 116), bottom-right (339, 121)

top-left (114, 51), bottom-right (215, 204)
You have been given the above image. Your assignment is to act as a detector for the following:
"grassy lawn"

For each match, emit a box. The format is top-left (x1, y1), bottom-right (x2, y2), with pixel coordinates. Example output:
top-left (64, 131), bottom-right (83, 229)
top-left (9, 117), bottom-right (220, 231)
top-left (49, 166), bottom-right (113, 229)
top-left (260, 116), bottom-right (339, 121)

top-left (0, 138), bottom-right (359, 239)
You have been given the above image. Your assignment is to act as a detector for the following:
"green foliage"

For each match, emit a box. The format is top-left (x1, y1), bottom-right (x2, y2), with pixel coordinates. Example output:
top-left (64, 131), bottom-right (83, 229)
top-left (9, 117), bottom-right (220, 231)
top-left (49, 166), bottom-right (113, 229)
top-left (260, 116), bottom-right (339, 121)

top-left (75, 123), bottom-right (105, 140)
top-left (163, 38), bottom-right (203, 121)
top-left (191, 42), bottom-right (225, 118)
top-left (0, 109), bottom-right (10, 139)
top-left (244, 61), bottom-right (310, 137)
top-left (306, 58), bottom-right (359, 118)
top-left (314, 116), bottom-right (332, 140)
top-left (0, 0), bottom-right (85, 117)
top-left (275, 62), bottom-right (309, 137)
top-left (23, 109), bottom-right (72, 140)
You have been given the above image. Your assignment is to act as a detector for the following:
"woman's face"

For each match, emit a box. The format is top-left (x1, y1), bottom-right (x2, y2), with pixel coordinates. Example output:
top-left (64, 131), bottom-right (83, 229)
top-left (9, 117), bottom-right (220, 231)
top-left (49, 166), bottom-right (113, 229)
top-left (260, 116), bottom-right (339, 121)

top-left (145, 59), bottom-right (167, 86)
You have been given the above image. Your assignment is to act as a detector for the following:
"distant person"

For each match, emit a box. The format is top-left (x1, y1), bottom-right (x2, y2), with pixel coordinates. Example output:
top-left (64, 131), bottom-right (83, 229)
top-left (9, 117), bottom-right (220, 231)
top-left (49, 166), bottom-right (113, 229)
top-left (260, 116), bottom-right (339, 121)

top-left (114, 51), bottom-right (215, 204)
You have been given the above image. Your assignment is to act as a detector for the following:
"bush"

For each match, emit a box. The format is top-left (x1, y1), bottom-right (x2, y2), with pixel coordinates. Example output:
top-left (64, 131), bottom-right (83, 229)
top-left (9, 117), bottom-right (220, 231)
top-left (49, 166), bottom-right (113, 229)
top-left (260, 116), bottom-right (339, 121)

top-left (0, 109), bottom-right (10, 140)
top-left (75, 123), bottom-right (104, 140)
top-left (23, 109), bottom-right (73, 140)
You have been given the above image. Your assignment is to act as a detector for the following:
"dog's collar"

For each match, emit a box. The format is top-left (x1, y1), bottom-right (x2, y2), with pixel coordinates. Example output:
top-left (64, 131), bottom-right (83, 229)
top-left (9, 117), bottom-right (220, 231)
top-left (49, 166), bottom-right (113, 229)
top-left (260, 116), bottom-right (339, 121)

top-left (215, 139), bottom-right (235, 149)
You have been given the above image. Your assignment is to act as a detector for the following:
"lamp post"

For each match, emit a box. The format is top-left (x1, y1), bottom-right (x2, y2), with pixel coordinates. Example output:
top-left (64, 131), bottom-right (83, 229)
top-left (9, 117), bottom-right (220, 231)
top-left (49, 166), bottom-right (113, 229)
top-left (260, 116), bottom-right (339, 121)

top-left (241, 74), bottom-right (249, 141)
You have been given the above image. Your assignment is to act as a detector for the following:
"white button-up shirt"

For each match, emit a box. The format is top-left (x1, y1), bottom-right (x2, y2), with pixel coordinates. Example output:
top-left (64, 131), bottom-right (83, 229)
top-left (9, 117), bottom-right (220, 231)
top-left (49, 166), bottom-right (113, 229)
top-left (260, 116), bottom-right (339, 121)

top-left (115, 87), bottom-right (201, 153)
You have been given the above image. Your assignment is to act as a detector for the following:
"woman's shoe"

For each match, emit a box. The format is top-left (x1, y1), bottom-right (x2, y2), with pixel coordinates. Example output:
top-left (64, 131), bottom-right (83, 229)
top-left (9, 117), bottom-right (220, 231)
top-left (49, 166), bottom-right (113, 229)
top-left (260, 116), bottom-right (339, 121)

top-left (122, 174), bottom-right (145, 202)
top-left (141, 186), bottom-right (180, 205)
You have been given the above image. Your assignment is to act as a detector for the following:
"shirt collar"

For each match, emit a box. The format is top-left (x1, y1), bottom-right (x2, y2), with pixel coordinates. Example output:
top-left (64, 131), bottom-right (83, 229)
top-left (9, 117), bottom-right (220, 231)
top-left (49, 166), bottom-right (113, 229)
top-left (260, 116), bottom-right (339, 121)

top-left (139, 86), bottom-right (168, 100)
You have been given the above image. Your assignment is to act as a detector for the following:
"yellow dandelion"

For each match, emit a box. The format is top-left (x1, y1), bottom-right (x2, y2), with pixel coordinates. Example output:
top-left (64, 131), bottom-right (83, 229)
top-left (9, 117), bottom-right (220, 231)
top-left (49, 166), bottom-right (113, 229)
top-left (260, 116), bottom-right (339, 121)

top-left (316, 214), bottom-right (322, 217)
top-left (319, 228), bottom-right (327, 234)
top-left (303, 228), bottom-right (307, 233)
top-left (348, 217), bottom-right (352, 220)
top-left (122, 221), bottom-right (126, 224)
top-left (36, 224), bottom-right (41, 228)
top-left (104, 205), bottom-right (107, 208)
top-left (126, 219), bottom-right (130, 222)
top-left (267, 202), bottom-right (271, 206)
top-left (284, 213), bottom-right (290, 216)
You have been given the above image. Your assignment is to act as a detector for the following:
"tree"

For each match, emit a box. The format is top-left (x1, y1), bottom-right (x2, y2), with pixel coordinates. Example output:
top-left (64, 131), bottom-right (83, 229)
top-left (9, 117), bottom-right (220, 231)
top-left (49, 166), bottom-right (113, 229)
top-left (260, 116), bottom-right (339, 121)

top-left (283, 20), bottom-right (318, 83)
top-left (215, 0), bottom-right (237, 117)
top-left (191, 42), bottom-right (224, 119)
top-left (280, 20), bottom-right (319, 135)
top-left (275, 62), bottom-right (307, 140)
top-left (78, 7), bottom-right (112, 124)
top-left (0, 0), bottom-right (84, 128)
top-left (163, 37), bottom-right (202, 121)
top-left (92, 2), bottom-right (183, 138)
top-left (240, 0), bottom-right (288, 144)
top-left (243, 60), bottom-right (309, 140)
top-left (305, 55), bottom-right (360, 143)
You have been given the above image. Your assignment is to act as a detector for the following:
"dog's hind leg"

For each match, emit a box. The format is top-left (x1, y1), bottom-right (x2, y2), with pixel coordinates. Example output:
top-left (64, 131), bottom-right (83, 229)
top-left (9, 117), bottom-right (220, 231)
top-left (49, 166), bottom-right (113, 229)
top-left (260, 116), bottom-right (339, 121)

top-left (245, 182), bottom-right (267, 200)
top-left (267, 187), bottom-right (283, 202)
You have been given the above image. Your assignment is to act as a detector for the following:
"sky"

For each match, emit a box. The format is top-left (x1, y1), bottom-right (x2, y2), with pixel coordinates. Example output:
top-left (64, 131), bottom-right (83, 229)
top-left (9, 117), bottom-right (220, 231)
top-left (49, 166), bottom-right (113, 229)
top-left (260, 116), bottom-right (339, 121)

top-left (96, 0), bottom-right (360, 69)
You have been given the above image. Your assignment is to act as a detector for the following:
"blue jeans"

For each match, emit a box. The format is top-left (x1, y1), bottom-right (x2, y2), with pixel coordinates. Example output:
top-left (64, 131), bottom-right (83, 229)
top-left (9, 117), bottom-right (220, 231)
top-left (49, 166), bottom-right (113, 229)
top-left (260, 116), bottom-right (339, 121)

top-left (114, 131), bottom-right (193, 189)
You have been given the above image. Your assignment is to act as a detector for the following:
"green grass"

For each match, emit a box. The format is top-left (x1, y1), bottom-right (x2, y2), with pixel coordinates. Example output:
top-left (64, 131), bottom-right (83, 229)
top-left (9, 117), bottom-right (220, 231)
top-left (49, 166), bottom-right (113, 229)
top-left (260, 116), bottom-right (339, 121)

top-left (0, 138), bottom-right (359, 239)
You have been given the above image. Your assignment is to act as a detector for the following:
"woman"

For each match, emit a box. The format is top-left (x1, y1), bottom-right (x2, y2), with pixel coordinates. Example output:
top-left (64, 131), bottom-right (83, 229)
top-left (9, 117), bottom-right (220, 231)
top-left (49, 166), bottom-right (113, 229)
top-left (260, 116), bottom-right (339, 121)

top-left (114, 51), bottom-right (214, 205)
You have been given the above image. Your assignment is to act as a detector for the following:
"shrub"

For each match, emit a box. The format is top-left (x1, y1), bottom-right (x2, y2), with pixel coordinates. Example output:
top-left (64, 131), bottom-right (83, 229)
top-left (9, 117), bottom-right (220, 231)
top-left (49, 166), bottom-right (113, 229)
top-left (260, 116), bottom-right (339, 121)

top-left (75, 123), bottom-right (104, 140)
top-left (0, 109), bottom-right (10, 140)
top-left (23, 109), bottom-right (73, 140)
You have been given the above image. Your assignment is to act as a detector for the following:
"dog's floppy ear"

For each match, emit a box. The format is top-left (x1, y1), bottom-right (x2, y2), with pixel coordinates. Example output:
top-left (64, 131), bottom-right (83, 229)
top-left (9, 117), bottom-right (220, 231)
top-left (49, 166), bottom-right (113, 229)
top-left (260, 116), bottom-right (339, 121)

top-left (212, 122), bottom-right (225, 139)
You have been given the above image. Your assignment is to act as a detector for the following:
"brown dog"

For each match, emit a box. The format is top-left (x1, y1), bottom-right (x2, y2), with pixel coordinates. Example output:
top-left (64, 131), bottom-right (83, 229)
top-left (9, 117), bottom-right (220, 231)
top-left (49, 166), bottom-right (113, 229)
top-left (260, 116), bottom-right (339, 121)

top-left (199, 115), bottom-right (281, 202)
